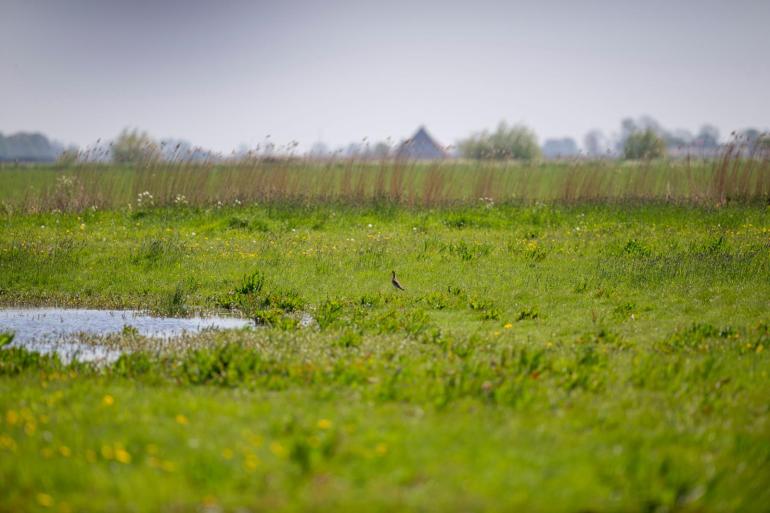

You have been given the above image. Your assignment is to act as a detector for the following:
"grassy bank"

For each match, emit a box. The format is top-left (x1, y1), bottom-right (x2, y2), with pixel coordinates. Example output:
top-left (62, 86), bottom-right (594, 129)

top-left (1, 201), bottom-right (770, 511)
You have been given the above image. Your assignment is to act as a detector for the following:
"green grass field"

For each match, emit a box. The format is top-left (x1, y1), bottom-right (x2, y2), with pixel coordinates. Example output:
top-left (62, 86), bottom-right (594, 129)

top-left (1, 164), bottom-right (770, 512)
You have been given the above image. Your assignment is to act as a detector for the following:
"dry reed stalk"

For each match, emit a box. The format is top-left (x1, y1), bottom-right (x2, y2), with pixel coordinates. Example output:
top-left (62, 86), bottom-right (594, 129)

top-left (309, 166), bottom-right (328, 203)
top-left (736, 158), bottom-right (753, 201)
top-left (353, 166), bottom-right (367, 204)
top-left (472, 168), bottom-right (495, 200)
top-left (516, 166), bottom-right (535, 201)
top-left (422, 166), bottom-right (445, 206)
top-left (586, 166), bottom-right (606, 201)
top-left (373, 165), bottom-right (387, 200)
top-left (757, 157), bottom-right (770, 199)
top-left (11, 148), bottom-right (770, 213)
top-left (339, 167), bottom-right (353, 200)
top-left (403, 166), bottom-right (419, 206)
top-left (711, 143), bottom-right (735, 204)
top-left (562, 166), bottom-right (578, 202)
top-left (389, 162), bottom-right (405, 202)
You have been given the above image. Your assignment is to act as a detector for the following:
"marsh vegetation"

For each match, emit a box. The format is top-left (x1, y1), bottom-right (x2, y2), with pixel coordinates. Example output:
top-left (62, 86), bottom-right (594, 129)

top-left (1, 161), bottom-right (769, 512)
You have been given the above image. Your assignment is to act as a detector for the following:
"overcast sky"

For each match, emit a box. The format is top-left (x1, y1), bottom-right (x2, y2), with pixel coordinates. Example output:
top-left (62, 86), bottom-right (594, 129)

top-left (1, 0), bottom-right (769, 152)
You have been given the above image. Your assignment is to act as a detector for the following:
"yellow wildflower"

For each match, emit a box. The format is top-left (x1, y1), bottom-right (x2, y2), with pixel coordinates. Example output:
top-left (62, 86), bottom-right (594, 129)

top-left (36, 493), bottom-right (54, 507)
top-left (0, 434), bottom-right (17, 451)
top-left (175, 414), bottom-right (189, 425)
top-left (102, 395), bottom-right (114, 406)
top-left (503, 323), bottom-right (513, 329)
top-left (115, 448), bottom-right (131, 464)
top-left (244, 454), bottom-right (259, 470)
top-left (269, 441), bottom-right (286, 457)
top-left (317, 418), bottom-right (332, 430)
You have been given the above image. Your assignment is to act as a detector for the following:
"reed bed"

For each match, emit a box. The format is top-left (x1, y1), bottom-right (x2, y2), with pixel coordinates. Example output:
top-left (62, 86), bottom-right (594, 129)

top-left (1, 149), bottom-right (768, 213)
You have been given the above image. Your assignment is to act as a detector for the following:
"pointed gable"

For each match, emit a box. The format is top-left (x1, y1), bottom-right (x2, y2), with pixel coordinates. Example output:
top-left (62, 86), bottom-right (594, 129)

top-left (395, 126), bottom-right (448, 160)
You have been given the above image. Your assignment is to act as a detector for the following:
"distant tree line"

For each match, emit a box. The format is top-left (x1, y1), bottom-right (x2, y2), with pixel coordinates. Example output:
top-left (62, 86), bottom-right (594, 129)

top-left (4, 119), bottom-right (769, 164)
top-left (579, 117), bottom-right (728, 160)
top-left (454, 116), bottom-right (742, 161)
top-left (0, 132), bottom-right (64, 162)
top-left (540, 118), bottom-right (767, 161)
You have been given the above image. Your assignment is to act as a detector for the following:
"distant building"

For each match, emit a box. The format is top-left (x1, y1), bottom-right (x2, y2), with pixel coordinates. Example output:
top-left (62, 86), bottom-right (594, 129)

top-left (395, 126), bottom-right (448, 160)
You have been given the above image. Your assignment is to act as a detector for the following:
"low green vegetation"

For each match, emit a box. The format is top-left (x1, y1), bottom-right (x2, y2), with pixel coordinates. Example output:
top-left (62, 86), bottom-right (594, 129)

top-left (1, 194), bottom-right (770, 512)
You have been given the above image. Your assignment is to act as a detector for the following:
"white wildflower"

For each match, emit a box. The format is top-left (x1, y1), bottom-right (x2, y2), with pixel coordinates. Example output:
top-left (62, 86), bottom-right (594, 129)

top-left (136, 191), bottom-right (154, 207)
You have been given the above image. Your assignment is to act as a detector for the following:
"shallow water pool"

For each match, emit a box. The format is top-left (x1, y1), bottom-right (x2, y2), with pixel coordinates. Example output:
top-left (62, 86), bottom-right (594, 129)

top-left (0, 308), bottom-right (253, 362)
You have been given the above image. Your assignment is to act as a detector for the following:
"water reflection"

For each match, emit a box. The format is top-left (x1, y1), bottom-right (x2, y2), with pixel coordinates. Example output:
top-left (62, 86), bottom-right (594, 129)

top-left (0, 308), bottom-right (253, 362)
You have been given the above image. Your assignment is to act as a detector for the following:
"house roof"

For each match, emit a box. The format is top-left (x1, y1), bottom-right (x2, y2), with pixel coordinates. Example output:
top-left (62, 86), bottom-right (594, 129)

top-left (395, 126), bottom-right (448, 160)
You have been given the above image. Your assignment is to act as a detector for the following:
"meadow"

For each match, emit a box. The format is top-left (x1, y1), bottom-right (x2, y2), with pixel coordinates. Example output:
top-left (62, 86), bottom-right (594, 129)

top-left (1, 160), bottom-right (770, 512)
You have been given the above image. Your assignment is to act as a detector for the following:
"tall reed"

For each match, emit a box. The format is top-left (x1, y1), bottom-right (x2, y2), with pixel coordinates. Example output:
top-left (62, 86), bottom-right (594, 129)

top-left (2, 148), bottom-right (768, 213)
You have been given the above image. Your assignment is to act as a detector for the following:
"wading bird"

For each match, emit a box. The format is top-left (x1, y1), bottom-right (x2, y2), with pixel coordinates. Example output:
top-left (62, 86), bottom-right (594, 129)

top-left (391, 270), bottom-right (405, 291)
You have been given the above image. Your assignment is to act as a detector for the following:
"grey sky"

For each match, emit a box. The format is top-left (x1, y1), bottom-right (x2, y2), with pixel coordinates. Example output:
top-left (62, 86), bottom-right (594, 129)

top-left (2, 0), bottom-right (769, 152)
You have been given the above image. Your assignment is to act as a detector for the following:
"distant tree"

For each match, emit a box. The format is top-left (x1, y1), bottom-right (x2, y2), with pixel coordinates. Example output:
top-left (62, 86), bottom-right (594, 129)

top-left (159, 139), bottom-right (194, 161)
top-left (344, 142), bottom-right (363, 158)
top-left (730, 129), bottom-right (770, 156)
top-left (542, 137), bottom-right (579, 159)
top-left (369, 141), bottom-right (391, 160)
top-left (583, 130), bottom-right (610, 157)
top-left (616, 118), bottom-right (639, 153)
top-left (623, 129), bottom-right (666, 160)
top-left (0, 132), bottom-right (62, 162)
top-left (459, 122), bottom-right (540, 160)
top-left (693, 125), bottom-right (720, 148)
top-left (617, 116), bottom-right (670, 154)
top-left (744, 130), bottom-right (770, 154)
top-left (664, 129), bottom-right (693, 148)
top-left (112, 129), bottom-right (160, 164)
top-left (584, 130), bottom-right (601, 157)
top-left (308, 141), bottom-right (330, 158)
top-left (740, 128), bottom-right (761, 144)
